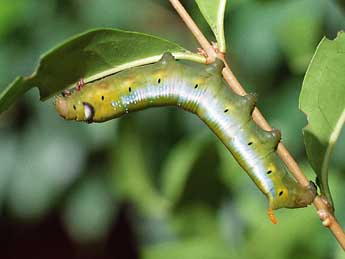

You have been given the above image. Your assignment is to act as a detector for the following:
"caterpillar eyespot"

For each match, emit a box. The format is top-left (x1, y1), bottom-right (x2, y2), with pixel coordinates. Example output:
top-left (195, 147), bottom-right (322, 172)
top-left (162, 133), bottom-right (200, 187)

top-left (55, 52), bottom-right (316, 221)
top-left (82, 102), bottom-right (94, 123)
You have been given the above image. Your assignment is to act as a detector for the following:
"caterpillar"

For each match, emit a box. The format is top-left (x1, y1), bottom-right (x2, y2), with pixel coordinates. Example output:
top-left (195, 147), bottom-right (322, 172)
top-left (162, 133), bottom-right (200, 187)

top-left (55, 52), bottom-right (316, 223)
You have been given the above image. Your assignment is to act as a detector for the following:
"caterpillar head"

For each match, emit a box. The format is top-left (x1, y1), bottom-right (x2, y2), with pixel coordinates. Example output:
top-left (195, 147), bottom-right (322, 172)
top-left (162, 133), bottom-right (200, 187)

top-left (55, 94), bottom-right (96, 123)
top-left (55, 80), bottom-right (122, 123)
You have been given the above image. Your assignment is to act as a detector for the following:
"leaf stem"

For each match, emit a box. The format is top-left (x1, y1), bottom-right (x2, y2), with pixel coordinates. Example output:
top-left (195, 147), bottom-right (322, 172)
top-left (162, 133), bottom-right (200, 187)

top-left (169, 0), bottom-right (217, 63)
top-left (170, 0), bottom-right (345, 250)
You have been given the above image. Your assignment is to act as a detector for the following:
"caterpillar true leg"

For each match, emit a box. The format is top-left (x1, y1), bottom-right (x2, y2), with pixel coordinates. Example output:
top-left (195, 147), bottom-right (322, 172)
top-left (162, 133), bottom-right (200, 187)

top-left (61, 89), bottom-right (71, 97)
top-left (76, 78), bottom-right (85, 91)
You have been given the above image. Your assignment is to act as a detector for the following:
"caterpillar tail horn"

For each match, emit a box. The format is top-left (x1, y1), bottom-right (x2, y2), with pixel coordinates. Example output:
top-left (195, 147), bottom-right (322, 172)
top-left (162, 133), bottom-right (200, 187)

top-left (268, 208), bottom-right (278, 224)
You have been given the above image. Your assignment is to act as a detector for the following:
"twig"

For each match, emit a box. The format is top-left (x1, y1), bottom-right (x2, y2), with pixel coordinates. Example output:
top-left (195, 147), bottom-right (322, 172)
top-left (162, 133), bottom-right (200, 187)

top-left (169, 0), bottom-right (217, 63)
top-left (169, 0), bottom-right (345, 250)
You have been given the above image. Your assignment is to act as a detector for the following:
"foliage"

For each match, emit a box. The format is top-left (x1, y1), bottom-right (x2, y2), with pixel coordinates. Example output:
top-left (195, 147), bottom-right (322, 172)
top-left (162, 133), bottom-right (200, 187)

top-left (0, 29), bottom-right (204, 113)
top-left (300, 32), bottom-right (345, 209)
top-left (196, 0), bottom-right (227, 52)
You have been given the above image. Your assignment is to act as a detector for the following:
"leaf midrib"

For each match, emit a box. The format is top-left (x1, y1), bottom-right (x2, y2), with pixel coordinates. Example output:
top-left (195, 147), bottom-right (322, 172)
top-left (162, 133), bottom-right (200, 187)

top-left (321, 108), bottom-right (345, 182)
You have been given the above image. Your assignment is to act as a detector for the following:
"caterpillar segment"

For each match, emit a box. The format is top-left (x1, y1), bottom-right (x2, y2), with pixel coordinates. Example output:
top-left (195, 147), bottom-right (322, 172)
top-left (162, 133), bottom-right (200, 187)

top-left (55, 52), bottom-right (316, 223)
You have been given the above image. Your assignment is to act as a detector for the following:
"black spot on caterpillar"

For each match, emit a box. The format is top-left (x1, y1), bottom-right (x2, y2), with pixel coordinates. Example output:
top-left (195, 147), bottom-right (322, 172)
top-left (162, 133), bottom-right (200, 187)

top-left (55, 52), bottom-right (316, 222)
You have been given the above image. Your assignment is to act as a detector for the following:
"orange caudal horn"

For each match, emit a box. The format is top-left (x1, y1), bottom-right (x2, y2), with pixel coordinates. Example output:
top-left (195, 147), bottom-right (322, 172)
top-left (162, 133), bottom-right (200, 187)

top-left (268, 208), bottom-right (278, 224)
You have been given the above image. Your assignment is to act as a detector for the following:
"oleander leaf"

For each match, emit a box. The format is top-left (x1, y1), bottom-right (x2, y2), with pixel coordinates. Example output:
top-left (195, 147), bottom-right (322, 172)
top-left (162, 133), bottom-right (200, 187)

top-left (195, 0), bottom-right (227, 52)
top-left (299, 32), bottom-right (345, 208)
top-left (0, 28), bottom-right (205, 114)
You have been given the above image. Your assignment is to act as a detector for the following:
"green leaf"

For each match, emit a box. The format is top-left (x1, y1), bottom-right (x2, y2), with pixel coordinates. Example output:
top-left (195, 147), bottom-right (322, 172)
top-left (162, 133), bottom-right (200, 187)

top-left (160, 131), bottom-right (211, 206)
top-left (0, 28), bottom-right (205, 114)
top-left (299, 32), bottom-right (345, 208)
top-left (195, 0), bottom-right (227, 52)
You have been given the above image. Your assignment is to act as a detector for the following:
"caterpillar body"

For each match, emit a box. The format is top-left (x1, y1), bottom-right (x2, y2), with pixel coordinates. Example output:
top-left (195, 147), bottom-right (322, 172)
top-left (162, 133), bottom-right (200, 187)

top-left (55, 53), bottom-right (316, 222)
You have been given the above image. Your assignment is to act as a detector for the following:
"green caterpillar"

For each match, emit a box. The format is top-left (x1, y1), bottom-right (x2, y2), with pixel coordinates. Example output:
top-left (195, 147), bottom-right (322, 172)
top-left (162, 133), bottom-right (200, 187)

top-left (55, 53), bottom-right (316, 223)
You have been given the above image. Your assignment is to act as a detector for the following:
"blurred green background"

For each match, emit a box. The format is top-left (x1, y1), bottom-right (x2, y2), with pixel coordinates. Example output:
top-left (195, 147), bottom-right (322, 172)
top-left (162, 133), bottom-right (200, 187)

top-left (1, 0), bottom-right (345, 258)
